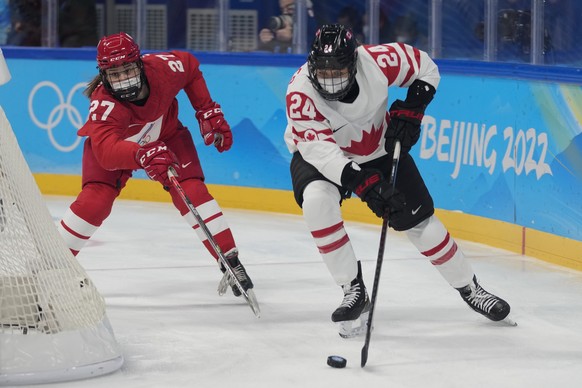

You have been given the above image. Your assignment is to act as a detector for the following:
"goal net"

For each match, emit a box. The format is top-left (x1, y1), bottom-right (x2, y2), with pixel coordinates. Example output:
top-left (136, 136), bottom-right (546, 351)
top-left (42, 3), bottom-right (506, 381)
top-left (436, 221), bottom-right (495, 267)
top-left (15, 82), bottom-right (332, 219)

top-left (0, 107), bottom-right (123, 385)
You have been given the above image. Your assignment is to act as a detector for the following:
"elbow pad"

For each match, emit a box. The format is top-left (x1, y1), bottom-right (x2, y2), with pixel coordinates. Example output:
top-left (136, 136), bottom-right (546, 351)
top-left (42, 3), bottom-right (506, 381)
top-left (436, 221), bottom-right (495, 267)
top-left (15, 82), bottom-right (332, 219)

top-left (403, 79), bottom-right (436, 109)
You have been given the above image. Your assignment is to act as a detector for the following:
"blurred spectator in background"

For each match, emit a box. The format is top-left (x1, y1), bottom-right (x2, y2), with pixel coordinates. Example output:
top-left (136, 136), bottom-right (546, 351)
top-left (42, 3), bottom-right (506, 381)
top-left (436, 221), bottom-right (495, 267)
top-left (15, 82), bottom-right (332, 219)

top-left (474, 0), bottom-right (552, 62)
top-left (59, 0), bottom-right (98, 47)
top-left (362, 9), bottom-right (391, 44)
top-left (7, 0), bottom-right (41, 46)
top-left (379, 0), bottom-right (429, 51)
top-left (258, 0), bottom-right (316, 53)
top-left (391, 12), bottom-right (421, 45)
top-left (0, 0), bottom-right (9, 45)
top-left (336, 6), bottom-right (364, 42)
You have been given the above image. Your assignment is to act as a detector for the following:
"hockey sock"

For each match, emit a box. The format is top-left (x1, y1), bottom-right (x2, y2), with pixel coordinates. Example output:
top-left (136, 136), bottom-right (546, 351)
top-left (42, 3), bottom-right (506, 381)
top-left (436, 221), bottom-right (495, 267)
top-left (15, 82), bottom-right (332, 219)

top-left (303, 181), bottom-right (358, 286)
top-left (58, 183), bottom-right (117, 255)
top-left (406, 215), bottom-right (473, 288)
top-left (172, 179), bottom-right (236, 260)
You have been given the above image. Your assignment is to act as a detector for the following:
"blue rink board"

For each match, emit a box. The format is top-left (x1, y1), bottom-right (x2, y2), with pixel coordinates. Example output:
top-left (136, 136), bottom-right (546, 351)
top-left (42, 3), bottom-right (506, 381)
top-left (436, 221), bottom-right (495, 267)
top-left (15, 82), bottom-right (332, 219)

top-left (0, 48), bottom-right (581, 241)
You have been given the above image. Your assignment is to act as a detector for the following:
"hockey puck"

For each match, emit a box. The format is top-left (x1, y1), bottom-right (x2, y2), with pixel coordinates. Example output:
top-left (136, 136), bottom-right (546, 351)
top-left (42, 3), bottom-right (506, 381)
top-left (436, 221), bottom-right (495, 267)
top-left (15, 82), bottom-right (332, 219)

top-left (327, 355), bottom-right (347, 368)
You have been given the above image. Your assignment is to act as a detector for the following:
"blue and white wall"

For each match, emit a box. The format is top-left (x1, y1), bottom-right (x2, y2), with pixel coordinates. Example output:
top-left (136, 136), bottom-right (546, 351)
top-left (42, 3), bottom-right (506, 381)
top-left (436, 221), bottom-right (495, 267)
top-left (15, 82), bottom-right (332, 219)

top-left (1, 48), bottom-right (580, 268)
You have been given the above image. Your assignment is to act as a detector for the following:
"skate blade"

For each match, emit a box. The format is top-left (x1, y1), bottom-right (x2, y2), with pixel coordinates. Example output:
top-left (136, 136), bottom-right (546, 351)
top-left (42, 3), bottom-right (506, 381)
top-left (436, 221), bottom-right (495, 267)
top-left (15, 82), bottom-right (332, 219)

top-left (338, 311), bottom-right (371, 339)
top-left (245, 289), bottom-right (261, 318)
top-left (500, 316), bottom-right (517, 326)
top-left (488, 315), bottom-right (517, 326)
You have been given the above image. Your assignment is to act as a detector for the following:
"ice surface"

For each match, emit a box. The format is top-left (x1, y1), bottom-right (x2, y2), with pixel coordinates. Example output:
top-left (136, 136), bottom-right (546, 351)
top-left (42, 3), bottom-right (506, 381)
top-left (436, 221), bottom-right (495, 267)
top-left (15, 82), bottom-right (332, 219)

top-left (18, 197), bottom-right (582, 388)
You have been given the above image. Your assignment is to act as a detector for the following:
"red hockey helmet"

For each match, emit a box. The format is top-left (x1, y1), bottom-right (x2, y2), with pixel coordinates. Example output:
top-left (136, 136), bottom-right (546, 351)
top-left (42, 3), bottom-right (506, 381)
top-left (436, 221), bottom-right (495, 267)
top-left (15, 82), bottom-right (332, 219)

top-left (97, 32), bottom-right (141, 70)
top-left (96, 32), bottom-right (147, 101)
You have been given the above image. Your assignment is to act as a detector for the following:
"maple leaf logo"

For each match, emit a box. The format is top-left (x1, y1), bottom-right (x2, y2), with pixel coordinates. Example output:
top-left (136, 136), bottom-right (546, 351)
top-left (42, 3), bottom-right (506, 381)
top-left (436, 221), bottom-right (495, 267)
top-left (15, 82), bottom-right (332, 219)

top-left (291, 126), bottom-right (334, 145)
top-left (340, 122), bottom-right (383, 156)
top-left (305, 129), bottom-right (317, 141)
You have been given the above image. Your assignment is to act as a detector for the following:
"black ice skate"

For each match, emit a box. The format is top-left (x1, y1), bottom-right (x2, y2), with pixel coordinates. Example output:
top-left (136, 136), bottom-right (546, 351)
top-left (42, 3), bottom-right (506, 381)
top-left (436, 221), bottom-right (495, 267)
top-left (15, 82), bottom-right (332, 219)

top-left (218, 249), bottom-right (254, 297)
top-left (332, 261), bottom-right (370, 338)
top-left (457, 275), bottom-right (513, 324)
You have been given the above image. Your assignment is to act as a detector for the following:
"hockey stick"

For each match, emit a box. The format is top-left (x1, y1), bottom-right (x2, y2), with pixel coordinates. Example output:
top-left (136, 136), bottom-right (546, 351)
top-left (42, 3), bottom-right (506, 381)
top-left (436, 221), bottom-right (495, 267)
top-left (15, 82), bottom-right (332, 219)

top-left (361, 140), bottom-right (401, 368)
top-left (167, 167), bottom-right (261, 318)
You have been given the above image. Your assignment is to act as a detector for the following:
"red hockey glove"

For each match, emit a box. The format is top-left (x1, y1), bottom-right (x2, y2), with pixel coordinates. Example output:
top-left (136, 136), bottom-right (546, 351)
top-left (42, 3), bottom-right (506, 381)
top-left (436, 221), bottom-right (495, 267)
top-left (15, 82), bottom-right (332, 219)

top-left (135, 141), bottom-right (180, 187)
top-left (195, 102), bottom-right (233, 152)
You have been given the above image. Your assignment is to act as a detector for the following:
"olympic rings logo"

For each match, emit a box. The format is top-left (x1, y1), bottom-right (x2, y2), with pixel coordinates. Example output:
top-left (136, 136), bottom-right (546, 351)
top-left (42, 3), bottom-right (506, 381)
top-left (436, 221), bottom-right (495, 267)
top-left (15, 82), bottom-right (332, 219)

top-left (28, 81), bottom-right (86, 152)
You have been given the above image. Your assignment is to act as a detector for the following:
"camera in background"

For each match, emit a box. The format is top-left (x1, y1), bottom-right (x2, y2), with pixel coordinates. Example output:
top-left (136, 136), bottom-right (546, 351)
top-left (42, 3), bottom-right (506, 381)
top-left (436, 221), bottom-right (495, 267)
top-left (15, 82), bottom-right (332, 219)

top-left (269, 14), bottom-right (293, 31)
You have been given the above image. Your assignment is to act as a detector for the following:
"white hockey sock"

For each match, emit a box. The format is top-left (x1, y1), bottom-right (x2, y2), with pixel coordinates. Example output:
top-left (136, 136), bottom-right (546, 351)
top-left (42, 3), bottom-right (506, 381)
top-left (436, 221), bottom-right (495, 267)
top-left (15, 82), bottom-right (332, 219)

top-left (303, 181), bottom-right (358, 286)
top-left (406, 215), bottom-right (473, 288)
top-left (182, 198), bottom-right (230, 244)
top-left (58, 208), bottom-right (99, 254)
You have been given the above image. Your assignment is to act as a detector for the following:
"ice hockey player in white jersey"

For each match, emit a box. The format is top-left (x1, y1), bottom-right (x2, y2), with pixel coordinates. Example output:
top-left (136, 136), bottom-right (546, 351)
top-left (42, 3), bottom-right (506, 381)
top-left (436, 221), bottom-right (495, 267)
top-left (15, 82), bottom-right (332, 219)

top-left (284, 24), bottom-right (512, 338)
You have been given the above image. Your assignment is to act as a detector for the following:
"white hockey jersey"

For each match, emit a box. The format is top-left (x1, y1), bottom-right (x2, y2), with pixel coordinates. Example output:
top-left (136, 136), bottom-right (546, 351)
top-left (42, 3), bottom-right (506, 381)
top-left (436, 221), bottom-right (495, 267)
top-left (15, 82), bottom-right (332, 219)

top-left (284, 43), bottom-right (440, 186)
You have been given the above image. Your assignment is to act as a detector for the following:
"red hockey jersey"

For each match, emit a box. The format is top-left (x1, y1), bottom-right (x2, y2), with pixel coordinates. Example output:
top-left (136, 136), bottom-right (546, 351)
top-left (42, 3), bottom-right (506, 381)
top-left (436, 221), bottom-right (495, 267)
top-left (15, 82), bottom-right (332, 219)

top-left (79, 51), bottom-right (214, 171)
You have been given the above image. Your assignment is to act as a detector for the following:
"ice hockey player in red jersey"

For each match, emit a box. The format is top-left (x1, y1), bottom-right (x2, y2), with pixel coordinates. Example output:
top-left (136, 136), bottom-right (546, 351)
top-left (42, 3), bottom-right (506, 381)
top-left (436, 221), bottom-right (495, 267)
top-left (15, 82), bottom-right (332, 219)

top-left (284, 24), bottom-right (512, 338)
top-left (58, 32), bottom-right (253, 297)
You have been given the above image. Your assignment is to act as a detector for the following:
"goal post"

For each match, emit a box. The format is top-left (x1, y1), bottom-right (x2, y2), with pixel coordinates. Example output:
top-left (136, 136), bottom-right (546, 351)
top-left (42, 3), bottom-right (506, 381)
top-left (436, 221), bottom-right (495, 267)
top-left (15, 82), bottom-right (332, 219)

top-left (0, 105), bottom-right (124, 384)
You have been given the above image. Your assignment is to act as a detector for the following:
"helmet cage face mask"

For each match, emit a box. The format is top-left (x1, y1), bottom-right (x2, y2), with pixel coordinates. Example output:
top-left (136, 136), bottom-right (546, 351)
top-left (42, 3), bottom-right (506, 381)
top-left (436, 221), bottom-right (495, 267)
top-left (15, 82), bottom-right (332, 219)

top-left (308, 24), bottom-right (358, 101)
top-left (96, 32), bottom-right (147, 101)
top-left (102, 62), bottom-right (145, 101)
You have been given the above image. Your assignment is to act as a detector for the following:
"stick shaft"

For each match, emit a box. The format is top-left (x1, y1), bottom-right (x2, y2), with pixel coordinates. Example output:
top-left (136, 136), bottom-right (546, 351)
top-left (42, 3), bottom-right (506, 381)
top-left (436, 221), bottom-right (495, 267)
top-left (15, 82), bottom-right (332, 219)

top-left (168, 167), bottom-right (224, 258)
top-left (167, 167), bottom-right (261, 317)
top-left (361, 141), bottom-right (401, 367)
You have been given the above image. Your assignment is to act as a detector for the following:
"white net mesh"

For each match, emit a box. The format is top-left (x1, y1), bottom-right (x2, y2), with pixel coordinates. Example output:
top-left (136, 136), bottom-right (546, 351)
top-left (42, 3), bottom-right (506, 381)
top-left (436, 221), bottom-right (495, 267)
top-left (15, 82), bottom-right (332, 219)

top-left (0, 107), bottom-right (123, 385)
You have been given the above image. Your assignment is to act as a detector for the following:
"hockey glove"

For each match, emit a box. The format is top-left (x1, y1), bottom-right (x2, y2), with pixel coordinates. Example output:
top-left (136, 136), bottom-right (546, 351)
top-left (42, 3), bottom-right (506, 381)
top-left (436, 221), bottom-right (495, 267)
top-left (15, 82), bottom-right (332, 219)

top-left (196, 102), bottom-right (233, 153)
top-left (385, 80), bottom-right (436, 155)
top-left (135, 141), bottom-right (180, 187)
top-left (341, 163), bottom-right (406, 219)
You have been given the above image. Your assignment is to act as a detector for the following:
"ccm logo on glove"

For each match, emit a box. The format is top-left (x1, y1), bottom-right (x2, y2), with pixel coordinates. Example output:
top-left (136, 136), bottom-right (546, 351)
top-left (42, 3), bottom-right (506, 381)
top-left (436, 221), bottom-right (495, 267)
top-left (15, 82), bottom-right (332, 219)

top-left (138, 143), bottom-right (169, 165)
top-left (201, 107), bottom-right (223, 119)
top-left (196, 102), bottom-right (233, 153)
top-left (135, 141), bottom-right (180, 187)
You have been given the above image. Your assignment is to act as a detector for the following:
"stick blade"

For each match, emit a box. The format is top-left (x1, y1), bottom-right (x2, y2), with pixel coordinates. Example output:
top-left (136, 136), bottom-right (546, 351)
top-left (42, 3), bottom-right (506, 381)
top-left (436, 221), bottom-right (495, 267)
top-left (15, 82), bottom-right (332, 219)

top-left (244, 289), bottom-right (261, 318)
top-left (361, 345), bottom-right (369, 367)
top-left (217, 272), bottom-right (261, 318)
